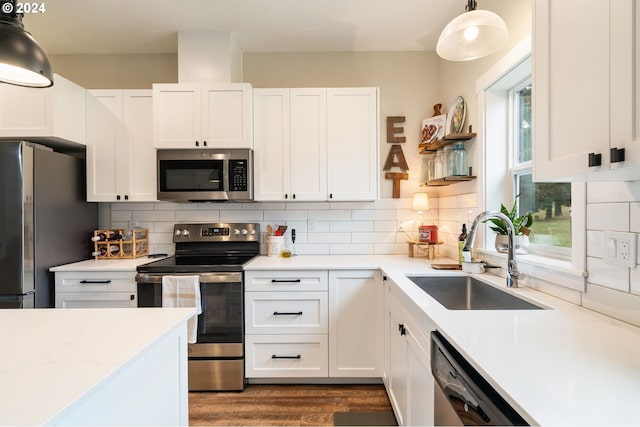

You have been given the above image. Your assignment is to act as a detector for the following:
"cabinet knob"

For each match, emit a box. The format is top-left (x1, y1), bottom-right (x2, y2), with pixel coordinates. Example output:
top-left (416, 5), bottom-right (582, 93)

top-left (329, 193), bottom-right (333, 199)
top-left (588, 152), bottom-right (602, 167)
top-left (124, 194), bottom-right (129, 200)
top-left (284, 194), bottom-right (288, 199)
top-left (203, 141), bottom-right (208, 147)
top-left (398, 323), bottom-right (406, 336)
top-left (610, 147), bottom-right (626, 163)
top-left (292, 194), bottom-right (296, 200)
top-left (116, 195), bottom-right (121, 200)
top-left (195, 141), bottom-right (200, 147)
top-left (130, 294), bottom-right (135, 301)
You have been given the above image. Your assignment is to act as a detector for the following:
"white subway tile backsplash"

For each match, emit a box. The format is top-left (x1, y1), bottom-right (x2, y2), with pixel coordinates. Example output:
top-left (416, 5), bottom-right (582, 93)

top-left (153, 222), bottom-right (176, 233)
top-left (263, 210), bottom-right (307, 221)
top-left (631, 268), bottom-right (640, 296)
top-left (111, 210), bottom-right (133, 222)
top-left (330, 244), bottom-right (373, 255)
top-left (587, 257), bottom-right (630, 292)
top-left (587, 203), bottom-right (629, 231)
top-left (149, 232), bottom-right (173, 245)
top-left (631, 203), bottom-right (640, 233)
top-left (307, 210), bottom-right (351, 221)
top-left (373, 198), bottom-right (412, 209)
top-left (133, 210), bottom-right (176, 222)
top-left (587, 181), bottom-right (640, 203)
top-left (112, 203), bottom-right (156, 211)
top-left (294, 243), bottom-right (330, 255)
top-left (375, 220), bottom-right (398, 232)
top-left (286, 202), bottom-right (327, 210)
top-left (374, 243), bottom-right (408, 255)
top-left (352, 232), bottom-right (396, 244)
top-left (244, 202), bottom-right (285, 210)
top-left (582, 283), bottom-right (640, 328)
top-left (220, 210), bottom-right (264, 222)
top-left (351, 209), bottom-right (376, 221)
top-left (586, 230), bottom-right (605, 258)
top-left (459, 193), bottom-right (478, 208)
top-left (330, 202), bottom-right (374, 210)
top-left (307, 232), bottom-right (351, 244)
top-left (176, 210), bottom-right (220, 222)
top-left (330, 221), bottom-right (373, 232)
top-left (153, 202), bottom-right (196, 211)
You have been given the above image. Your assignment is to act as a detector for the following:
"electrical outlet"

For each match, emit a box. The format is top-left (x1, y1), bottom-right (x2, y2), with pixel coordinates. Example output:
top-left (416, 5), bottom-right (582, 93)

top-left (604, 232), bottom-right (637, 268)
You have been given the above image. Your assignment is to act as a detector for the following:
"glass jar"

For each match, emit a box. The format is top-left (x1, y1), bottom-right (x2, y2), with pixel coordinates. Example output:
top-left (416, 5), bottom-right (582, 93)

top-left (442, 145), bottom-right (453, 178)
top-left (450, 142), bottom-right (468, 176)
top-left (425, 153), bottom-right (436, 182)
top-left (434, 150), bottom-right (444, 179)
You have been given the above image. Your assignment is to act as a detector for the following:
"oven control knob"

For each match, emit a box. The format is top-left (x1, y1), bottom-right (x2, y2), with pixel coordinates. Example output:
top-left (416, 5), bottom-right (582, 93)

top-left (182, 229), bottom-right (190, 237)
top-left (175, 229), bottom-right (182, 236)
top-left (234, 228), bottom-right (241, 236)
top-left (241, 229), bottom-right (249, 235)
top-left (250, 229), bottom-right (256, 235)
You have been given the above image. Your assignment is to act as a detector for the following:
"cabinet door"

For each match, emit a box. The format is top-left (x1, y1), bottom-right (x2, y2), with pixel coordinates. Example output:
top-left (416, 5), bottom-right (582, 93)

top-left (122, 90), bottom-right (157, 201)
top-left (533, 0), bottom-right (634, 180)
top-left (0, 82), bottom-right (53, 137)
top-left (290, 88), bottom-right (327, 201)
top-left (327, 88), bottom-right (378, 200)
top-left (385, 290), bottom-right (408, 426)
top-left (329, 270), bottom-right (382, 377)
top-left (253, 88), bottom-right (291, 201)
top-left (86, 90), bottom-right (122, 202)
top-left (152, 83), bottom-right (201, 149)
top-left (405, 324), bottom-right (434, 427)
top-left (201, 84), bottom-right (253, 149)
top-left (245, 291), bottom-right (328, 335)
top-left (55, 292), bottom-right (136, 308)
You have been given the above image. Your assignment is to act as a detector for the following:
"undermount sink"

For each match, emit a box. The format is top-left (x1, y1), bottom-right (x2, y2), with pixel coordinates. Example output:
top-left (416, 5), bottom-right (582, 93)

top-left (407, 276), bottom-right (545, 310)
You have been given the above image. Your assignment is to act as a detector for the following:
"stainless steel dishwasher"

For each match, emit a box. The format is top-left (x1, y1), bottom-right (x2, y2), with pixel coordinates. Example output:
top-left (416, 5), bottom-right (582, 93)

top-left (431, 331), bottom-right (529, 426)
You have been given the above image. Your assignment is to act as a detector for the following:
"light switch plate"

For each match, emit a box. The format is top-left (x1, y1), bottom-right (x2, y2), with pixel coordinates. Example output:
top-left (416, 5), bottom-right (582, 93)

top-left (604, 232), bottom-right (637, 268)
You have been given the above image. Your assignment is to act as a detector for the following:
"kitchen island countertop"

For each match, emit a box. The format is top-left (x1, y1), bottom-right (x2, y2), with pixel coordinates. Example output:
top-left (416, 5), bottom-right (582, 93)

top-left (0, 307), bottom-right (193, 426)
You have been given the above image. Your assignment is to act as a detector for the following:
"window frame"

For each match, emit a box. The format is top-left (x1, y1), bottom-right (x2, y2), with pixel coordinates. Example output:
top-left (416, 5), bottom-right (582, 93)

top-left (508, 80), bottom-right (572, 260)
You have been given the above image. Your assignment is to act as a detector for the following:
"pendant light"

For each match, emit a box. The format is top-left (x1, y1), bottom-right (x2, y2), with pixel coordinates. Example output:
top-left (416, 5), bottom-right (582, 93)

top-left (437, 0), bottom-right (508, 62)
top-left (0, 0), bottom-right (53, 87)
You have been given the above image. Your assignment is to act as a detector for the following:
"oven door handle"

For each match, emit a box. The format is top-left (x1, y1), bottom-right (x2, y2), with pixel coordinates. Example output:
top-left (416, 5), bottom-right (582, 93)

top-left (135, 272), bottom-right (242, 284)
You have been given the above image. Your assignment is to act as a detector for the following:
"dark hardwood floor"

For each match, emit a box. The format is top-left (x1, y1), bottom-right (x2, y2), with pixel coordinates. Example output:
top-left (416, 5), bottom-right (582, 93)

top-left (189, 384), bottom-right (395, 426)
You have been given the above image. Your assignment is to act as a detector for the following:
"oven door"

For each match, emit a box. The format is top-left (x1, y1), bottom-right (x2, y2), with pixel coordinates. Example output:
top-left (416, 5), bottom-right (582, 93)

top-left (135, 272), bottom-right (243, 344)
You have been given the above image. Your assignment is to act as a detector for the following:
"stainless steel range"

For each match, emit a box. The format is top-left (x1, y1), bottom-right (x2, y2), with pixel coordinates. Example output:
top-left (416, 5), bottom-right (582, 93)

top-left (136, 223), bottom-right (259, 391)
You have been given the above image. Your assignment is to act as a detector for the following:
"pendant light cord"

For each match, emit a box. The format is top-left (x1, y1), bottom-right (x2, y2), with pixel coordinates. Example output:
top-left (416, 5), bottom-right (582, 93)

top-left (466, 0), bottom-right (477, 12)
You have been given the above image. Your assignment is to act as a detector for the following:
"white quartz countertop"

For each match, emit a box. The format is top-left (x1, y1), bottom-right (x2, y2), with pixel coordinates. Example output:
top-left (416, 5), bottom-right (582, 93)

top-left (248, 255), bottom-right (640, 426)
top-left (0, 308), bottom-right (194, 426)
top-left (49, 257), bottom-right (165, 272)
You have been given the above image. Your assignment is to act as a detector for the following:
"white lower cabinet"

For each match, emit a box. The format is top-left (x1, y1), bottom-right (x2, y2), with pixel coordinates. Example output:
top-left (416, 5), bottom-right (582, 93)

top-left (54, 271), bottom-right (137, 308)
top-left (244, 270), bottom-right (329, 378)
top-left (384, 277), bottom-right (434, 426)
top-left (329, 270), bottom-right (383, 377)
top-left (245, 334), bottom-right (329, 378)
top-left (245, 269), bottom-right (383, 380)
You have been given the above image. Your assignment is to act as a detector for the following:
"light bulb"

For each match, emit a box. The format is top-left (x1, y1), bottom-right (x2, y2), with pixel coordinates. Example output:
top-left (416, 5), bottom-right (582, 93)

top-left (464, 26), bottom-right (479, 41)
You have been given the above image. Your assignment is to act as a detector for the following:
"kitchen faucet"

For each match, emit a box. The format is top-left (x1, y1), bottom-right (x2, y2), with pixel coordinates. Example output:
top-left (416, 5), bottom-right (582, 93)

top-left (463, 211), bottom-right (521, 288)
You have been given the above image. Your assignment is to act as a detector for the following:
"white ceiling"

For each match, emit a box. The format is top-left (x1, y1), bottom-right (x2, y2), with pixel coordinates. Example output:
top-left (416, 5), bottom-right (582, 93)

top-left (24, 0), bottom-right (465, 55)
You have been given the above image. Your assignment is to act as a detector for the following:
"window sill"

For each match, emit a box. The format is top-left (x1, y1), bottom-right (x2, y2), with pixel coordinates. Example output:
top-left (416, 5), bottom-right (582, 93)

top-left (474, 249), bottom-right (586, 293)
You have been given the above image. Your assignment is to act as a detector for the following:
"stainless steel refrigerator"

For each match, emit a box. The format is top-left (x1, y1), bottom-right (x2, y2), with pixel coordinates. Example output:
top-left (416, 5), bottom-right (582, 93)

top-left (0, 141), bottom-right (98, 308)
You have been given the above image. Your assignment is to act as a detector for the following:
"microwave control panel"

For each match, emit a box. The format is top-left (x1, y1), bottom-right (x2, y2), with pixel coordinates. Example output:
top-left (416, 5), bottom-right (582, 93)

top-left (229, 159), bottom-right (248, 192)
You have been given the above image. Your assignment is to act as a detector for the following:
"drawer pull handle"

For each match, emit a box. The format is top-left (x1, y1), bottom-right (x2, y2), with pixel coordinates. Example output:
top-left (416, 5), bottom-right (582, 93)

top-left (79, 280), bottom-right (112, 284)
top-left (271, 354), bottom-right (301, 359)
top-left (271, 279), bottom-right (302, 283)
top-left (273, 311), bottom-right (303, 316)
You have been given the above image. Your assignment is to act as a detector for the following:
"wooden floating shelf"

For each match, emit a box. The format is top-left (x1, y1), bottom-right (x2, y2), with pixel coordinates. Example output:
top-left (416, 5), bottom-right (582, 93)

top-left (422, 176), bottom-right (477, 187)
top-left (419, 132), bottom-right (477, 153)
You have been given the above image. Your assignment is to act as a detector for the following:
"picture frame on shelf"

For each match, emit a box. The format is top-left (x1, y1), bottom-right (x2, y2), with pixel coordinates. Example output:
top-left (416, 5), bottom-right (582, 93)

top-left (420, 114), bottom-right (446, 145)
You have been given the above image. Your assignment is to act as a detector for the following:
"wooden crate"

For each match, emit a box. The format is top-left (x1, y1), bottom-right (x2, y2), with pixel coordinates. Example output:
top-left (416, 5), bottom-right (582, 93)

top-left (93, 229), bottom-right (148, 259)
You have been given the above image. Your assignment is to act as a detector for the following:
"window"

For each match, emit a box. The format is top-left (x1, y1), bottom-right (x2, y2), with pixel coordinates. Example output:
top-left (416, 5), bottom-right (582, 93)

top-left (510, 82), bottom-right (572, 258)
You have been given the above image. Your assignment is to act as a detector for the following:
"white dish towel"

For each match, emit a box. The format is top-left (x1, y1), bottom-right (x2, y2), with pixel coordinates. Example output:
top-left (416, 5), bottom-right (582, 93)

top-left (162, 275), bottom-right (202, 343)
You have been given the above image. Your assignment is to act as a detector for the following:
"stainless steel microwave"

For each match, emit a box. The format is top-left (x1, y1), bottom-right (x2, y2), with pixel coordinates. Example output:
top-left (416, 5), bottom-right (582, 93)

top-left (157, 149), bottom-right (253, 202)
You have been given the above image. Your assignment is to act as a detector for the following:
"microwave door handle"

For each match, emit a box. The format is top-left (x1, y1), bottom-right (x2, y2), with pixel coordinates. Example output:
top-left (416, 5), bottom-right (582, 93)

top-left (223, 159), bottom-right (230, 192)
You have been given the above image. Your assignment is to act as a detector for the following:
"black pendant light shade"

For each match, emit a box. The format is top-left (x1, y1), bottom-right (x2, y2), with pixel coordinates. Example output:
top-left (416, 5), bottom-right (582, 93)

top-left (0, 5), bottom-right (53, 87)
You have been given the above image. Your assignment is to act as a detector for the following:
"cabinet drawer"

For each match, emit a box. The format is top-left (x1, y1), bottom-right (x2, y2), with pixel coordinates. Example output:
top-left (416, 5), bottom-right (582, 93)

top-left (55, 291), bottom-right (137, 309)
top-left (245, 292), bottom-right (328, 334)
top-left (245, 334), bottom-right (328, 377)
top-left (55, 271), bottom-right (136, 293)
top-left (245, 270), bottom-right (328, 291)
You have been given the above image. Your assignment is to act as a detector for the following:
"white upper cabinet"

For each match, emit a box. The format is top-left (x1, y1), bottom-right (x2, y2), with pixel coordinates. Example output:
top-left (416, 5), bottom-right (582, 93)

top-left (87, 90), bottom-right (156, 202)
top-left (153, 83), bottom-right (253, 149)
top-left (327, 88), bottom-right (378, 200)
top-left (0, 74), bottom-right (86, 145)
top-left (533, 0), bottom-right (640, 181)
top-left (254, 87), bottom-right (378, 202)
top-left (290, 88), bottom-right (328, 201)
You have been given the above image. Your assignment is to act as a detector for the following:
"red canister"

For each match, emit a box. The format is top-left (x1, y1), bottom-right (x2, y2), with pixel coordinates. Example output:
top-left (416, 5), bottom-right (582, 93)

top-left (418, 225), bottom-right (438, 243)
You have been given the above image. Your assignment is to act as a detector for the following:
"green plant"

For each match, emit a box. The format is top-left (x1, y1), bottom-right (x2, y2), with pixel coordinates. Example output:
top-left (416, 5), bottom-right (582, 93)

top-left (485, 197), bottom-right (533, 236)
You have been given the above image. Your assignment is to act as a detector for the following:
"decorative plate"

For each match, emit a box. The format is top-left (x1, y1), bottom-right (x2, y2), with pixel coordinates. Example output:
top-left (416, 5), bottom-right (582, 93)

top-left (445, 96), bottom-right (466, 135)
